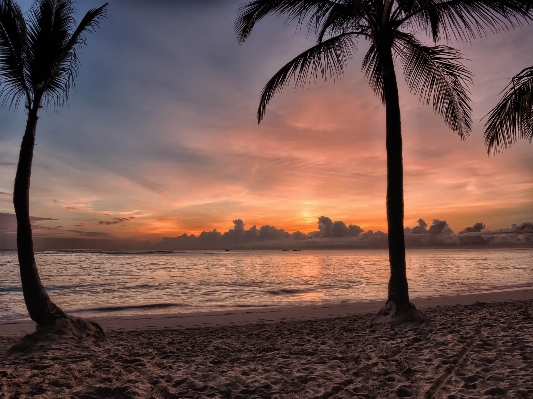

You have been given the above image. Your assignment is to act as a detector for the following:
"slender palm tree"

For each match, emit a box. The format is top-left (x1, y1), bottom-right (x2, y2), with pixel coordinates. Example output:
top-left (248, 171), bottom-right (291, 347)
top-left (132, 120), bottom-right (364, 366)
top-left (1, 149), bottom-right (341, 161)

top-left (0, 0), bottom-right (107, 326)
top-left (235, 0), bottom-right (530, 323)
top-left (484, 66), bottom-right (533, 152)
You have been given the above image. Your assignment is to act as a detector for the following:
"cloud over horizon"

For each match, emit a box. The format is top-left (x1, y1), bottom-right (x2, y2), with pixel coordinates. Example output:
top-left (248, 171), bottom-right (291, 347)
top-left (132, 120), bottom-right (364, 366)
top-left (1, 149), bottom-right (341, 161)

top-left (142, 217), bottom-right (533, 251)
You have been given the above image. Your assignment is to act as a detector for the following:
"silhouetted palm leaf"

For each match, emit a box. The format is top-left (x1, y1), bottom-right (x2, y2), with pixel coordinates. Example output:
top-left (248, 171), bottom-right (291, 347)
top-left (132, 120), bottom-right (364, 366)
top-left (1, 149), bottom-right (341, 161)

top-left (361, 43), bottom-right (384, 101)
top-left (396, 0), bottom-right (530, 42)
top-left (236, 0), bottom-right (340, 44)
top-left (394, 33), bottom-right (473, 137)
top-left (0, 0), bottom-right (28, 107)
top-left (258, 32), bottom-right (356, 122)
top-left (0, 0), bottom-right (107, 110)
top-left (26, 0), bottom-right (106, 108)
top-left (484, 66), bottom-right (533, 152)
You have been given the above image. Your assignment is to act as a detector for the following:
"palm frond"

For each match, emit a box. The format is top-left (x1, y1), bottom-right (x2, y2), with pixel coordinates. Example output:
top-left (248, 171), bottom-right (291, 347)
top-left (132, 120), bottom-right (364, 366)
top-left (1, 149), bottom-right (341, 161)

top-left (257, 32), bottom-right (356, 122)
top-left (484, 66), bottom-right (533, 153)
top-left (26, 0), bottom-right (75, 106)
top-left (47, 2), bottom-right (107, 107)
top-left (235, 0), bottom-right (340, 44)
top-left (394, 33), bottom-right (473, 137)
top-left (431, 0), bottom-right (531, 42)
top-left (64, 3), bottom-right (107, 52)
top-left (25, 0), bottom-right (106, 109)
top-left (0, 0), bottom-right (29, 108)
top-left (393, 0), bottom-right (443, 41)
top-left (316, 0), bottom-right (370, 42)
top-left (361, 43), bottom-right (384, 102)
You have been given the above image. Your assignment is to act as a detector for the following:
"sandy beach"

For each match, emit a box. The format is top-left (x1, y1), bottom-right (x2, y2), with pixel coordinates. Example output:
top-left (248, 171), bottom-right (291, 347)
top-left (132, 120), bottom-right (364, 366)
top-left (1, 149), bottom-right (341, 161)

top-left (1, 289), bottom-right (532, 398)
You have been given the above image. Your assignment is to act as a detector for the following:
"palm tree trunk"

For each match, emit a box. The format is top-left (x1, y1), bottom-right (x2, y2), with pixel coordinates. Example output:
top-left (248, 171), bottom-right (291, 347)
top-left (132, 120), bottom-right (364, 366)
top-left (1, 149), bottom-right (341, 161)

top-left (380, 46), bottom-right (410, 306)
top-left (13, 105), bottom-right (67, 326)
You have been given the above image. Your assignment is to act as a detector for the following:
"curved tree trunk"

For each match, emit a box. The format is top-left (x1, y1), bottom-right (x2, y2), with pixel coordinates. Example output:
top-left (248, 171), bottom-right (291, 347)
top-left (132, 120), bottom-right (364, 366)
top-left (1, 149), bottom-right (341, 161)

top-left (13, 104), bottom-right (67, 326)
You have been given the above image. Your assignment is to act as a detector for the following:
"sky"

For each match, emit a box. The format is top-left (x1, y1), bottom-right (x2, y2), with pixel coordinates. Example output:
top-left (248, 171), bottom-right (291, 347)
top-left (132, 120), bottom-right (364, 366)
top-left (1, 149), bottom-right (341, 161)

top-left (0, 0), bottom-right (532, 249)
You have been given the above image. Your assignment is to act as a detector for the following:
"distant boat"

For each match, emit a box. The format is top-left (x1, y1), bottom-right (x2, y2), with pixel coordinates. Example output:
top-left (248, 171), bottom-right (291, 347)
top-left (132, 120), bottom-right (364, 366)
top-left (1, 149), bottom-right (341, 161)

top-left (292, 249), bottom-right (301, 251)
top-left (224, 249), bottom-right (230, 252)
top-left (282, 249), bottom-right (288, 251)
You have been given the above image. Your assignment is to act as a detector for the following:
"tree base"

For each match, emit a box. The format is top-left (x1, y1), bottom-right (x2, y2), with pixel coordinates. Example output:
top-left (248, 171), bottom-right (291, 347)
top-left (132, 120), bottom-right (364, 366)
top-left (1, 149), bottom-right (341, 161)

top-left (9, 315), bottom-right (105, 353)
top-left (372, 301), bottom-right (427, 327)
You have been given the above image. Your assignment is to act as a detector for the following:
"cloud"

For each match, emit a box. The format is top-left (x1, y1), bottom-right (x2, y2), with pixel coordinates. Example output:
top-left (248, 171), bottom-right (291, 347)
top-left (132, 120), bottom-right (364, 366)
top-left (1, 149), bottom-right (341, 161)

top-left (33, 225), bottom-right (62, 231)
top-left (147, 216), bottom-right (370, 250)
top-left (0, 213), bottom-right (58, 233)
top-left (96, 217), bottom-right (135, 226)
top-left (291, 231), bottom-right (307, 240)
top-left (316, 216), bottom-right (333, 237)
top-left (315, 216), bottom-right (363, 238)
top-left (233, 219), bottom-right (245, 232)
top-left (68, 230), bottom-right (113, 238)
top-left (258, 225), bottom-right (290, 241)
top-left (410, 218), bottom-right (427, 234)
top-left (460, 222), bottom-right (486, 234)
top-left (406, 218), bottom-right (453, 235)
top-left (0, 191), bottom-right (11, 196)
top-left (513, 222), bottom-right (533, 232)
top-left (65, 207), bottom-right (77, 210)
top-left (428, 220), bottom-right (448, 235)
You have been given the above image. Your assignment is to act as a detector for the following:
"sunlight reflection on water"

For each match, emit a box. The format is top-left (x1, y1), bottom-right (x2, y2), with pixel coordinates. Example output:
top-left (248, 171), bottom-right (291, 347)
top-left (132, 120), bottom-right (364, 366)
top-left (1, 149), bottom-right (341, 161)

top-left (1, 248), bottom-right (532, 321)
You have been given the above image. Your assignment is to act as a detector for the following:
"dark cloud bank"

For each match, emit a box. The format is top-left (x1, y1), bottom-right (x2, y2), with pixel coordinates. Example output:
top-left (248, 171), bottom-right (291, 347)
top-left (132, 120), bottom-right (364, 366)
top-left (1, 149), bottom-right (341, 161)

top-left (144, 217), bottom-right (533, 251)
top-left (0, 213), bottom-right (531, 251)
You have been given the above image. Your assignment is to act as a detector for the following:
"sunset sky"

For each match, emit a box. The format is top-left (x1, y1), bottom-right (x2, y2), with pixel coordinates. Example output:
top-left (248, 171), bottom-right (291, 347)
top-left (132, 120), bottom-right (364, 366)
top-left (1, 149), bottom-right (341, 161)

top-left (0, 0), bottom-right (532, 247)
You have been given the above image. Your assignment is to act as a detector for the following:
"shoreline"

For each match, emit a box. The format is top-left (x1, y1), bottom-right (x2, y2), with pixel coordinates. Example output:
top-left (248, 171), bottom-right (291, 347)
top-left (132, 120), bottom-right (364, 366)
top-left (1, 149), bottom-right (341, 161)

top-left (2, 287), bottom-right (533, 337)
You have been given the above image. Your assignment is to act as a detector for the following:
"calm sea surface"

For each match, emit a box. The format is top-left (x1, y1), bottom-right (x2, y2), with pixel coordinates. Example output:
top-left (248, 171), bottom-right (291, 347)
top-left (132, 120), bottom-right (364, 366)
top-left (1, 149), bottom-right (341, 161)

top-left (1, 248), bottom-right (532, 321)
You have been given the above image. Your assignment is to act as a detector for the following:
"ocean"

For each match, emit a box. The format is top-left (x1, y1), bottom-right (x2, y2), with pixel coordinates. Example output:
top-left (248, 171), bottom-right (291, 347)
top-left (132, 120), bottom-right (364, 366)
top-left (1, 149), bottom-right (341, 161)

top-left (1, 248), bottom-right (532, 322)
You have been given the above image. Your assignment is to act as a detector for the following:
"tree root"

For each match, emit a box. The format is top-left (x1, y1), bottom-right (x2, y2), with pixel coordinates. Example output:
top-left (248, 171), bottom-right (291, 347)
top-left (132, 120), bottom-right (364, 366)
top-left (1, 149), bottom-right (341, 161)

top-left (372, 301), bottom-right (427, 328)
top-left (9, 315), bottom-right (105, 353)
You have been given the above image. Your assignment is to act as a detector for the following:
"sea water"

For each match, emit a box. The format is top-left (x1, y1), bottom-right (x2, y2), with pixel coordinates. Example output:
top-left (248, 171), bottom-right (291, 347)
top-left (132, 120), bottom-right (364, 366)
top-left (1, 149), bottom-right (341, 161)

top-left (1, 248), bottom-right (532, 321)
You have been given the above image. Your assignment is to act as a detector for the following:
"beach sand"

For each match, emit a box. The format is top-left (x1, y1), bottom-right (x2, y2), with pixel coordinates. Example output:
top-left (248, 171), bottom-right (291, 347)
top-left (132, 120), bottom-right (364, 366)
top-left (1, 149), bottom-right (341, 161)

top-left (1, 290), bottom-right (532, 398)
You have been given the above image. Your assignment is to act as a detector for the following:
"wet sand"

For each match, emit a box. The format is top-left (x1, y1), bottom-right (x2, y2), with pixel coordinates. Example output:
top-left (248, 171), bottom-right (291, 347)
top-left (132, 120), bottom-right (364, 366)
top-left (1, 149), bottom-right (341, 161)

top-left (1, 290), bottom-right (532, 398)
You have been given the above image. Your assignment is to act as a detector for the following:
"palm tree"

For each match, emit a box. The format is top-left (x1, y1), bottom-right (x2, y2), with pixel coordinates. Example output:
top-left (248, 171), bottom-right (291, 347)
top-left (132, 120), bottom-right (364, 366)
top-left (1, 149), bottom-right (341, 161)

top-left (0, 0), bottom-right (107, 326)
top-left (484, 66), bottom-right (533, 152)
top-left (235, 0), bottom-right (530, 323)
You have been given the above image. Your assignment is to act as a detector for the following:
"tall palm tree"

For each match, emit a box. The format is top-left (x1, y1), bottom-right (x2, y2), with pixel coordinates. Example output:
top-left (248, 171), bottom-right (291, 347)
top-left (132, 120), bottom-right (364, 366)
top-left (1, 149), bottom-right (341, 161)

top-left (484, 66), bottom-right (533, 152)
top-left (0, 0), bottom-right (107, 326)
top-left (235, 0), bottom-right (530, 323)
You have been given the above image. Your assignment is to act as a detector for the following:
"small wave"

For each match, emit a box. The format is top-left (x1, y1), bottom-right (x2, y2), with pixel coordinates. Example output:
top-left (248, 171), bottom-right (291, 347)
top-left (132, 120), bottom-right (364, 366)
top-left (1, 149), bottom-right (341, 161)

top-left (39, 250), bottom-right (176, 255)
top-left (266, 288), bottom-right (317, 296)
top-left (102, 250), bottom-right (176, 255)
top-left (76, 303), bottom-right (184, 313)
top-left (487, 282), bottom-right (533, 291)
top-left (43, 283), bottom-right (107, 292)
top-left (0, 286), bottom-right (22, 293)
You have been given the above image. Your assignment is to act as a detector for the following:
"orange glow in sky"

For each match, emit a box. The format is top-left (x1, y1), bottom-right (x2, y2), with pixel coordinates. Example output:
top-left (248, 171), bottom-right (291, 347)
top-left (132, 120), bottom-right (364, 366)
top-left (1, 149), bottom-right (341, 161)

top-left (0, 1), bottom-right (531, 248)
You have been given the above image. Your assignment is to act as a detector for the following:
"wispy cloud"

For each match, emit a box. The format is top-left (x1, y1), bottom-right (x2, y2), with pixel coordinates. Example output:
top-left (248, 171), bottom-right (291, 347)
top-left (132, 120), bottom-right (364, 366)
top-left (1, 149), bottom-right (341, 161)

top-left (68, 230), bottom-right (113, 238)
top-left (96, 217), bottom-right (136, 226)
